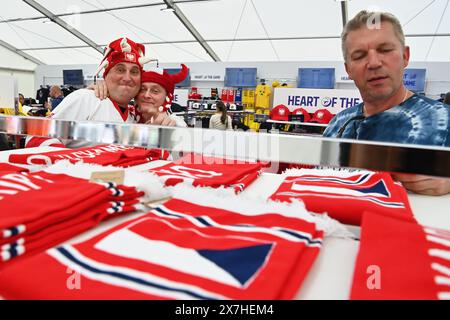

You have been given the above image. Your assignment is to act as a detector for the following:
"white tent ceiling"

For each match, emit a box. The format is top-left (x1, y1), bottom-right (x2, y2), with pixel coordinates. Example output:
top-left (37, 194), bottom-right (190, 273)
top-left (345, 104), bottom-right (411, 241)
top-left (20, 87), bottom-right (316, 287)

top-left (1, 0), bottom-right (449, 69)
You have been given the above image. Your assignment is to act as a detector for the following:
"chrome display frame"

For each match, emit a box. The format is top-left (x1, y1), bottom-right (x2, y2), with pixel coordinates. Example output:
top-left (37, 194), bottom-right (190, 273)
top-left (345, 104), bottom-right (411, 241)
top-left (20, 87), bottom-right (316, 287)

top-left (1, 115), bottom-right (449, 178)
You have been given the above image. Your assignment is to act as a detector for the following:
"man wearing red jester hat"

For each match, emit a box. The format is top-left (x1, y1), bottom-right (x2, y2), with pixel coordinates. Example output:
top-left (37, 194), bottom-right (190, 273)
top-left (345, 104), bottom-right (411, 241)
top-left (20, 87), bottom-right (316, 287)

top-left (50, 37), bottom-right (153, 123)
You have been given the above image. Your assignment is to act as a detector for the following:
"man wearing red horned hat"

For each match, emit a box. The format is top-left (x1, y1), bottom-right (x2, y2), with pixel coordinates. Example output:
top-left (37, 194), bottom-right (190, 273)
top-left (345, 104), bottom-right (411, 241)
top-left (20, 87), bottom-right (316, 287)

top-left (133, 64), bottom-right (189, 127)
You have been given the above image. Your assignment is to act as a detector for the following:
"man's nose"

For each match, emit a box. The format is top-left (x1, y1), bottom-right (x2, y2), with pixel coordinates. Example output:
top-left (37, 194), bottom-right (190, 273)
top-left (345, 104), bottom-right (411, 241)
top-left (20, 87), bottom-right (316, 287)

top-left (367, 50), bottom-right (382, 69)
top-left (122, 70), bottom-right (134, 82)
top-left (144, 89), bottom-right (152, 98)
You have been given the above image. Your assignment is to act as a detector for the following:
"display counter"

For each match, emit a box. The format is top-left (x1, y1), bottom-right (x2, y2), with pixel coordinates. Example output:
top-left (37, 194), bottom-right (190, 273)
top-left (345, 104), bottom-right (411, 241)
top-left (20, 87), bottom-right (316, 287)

top-left (1, 146), bottom-right (448, 300)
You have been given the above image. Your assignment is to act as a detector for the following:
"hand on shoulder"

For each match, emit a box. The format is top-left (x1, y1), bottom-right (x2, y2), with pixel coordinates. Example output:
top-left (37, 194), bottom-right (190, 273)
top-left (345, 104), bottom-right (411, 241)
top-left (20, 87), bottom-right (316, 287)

top-left (87, 80), bottom-right (109, 100)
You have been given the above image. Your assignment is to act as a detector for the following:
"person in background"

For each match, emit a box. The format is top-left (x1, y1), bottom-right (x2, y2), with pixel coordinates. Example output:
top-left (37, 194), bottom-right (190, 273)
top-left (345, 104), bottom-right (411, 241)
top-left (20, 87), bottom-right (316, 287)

top-left (209, 101), bottom-right (232, 130)
top-left (323, 10), bottom-right (450, 196)
top-left (46, 86), bottom-right (65, 111)
top-left (18, 93), bottom-right (25, 107)
top-left (18, 93), bottom-right (33, 115)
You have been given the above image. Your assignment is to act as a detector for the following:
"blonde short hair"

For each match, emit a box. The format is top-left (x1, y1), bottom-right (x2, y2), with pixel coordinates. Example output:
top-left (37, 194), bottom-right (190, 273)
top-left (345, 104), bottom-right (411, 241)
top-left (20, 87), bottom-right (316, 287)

top-left (342, 10), bottom-right (405, 61)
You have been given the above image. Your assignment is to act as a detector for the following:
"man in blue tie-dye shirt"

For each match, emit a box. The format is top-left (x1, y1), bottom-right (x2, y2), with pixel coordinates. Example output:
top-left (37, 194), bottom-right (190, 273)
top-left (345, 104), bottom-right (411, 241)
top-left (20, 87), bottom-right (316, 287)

top-left (323, 10), bottom-right (450, 196)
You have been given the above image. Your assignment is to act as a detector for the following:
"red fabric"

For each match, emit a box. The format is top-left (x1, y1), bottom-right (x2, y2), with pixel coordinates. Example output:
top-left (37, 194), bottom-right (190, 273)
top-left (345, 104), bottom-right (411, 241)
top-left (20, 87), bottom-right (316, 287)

top-left (0, 196), bottom-right (323, 299)
top-left (0, 169), bottom-right (143, 265)
top-left (8, 144), bottom-right (167, 167)
top-left (158, 197), bottom-right (323, 299)
top-left (149, 153), bottom-right (263, 192)
top-left (0, 171), bottom-right (142, 238)
top-left (350, 213), bottom-right (450, 300)
top-left (0, 172), bottom-right (109, 230)
top-left (0, 163), bottom-right (29, 173)
top-left (270, 104), bottom-right (290, 121)
top-left (310, 109), bottom-right (334, 124)
top-left (292, 108), bottom-right (311, 122)
top-left (232, 171), bottom-right (260, 193)
top-left (269, 170), bottom-right (414, 225)
top-left (220, 89), bottom-right (229, 102)
top-left (0, 191), bottom-right (110, 244)
top-left (24, 137), bottom-right (66, 148)
top-left (0, 193), bottom-right (139, 246)
top-left (227, 89), bottom-right (235, 103)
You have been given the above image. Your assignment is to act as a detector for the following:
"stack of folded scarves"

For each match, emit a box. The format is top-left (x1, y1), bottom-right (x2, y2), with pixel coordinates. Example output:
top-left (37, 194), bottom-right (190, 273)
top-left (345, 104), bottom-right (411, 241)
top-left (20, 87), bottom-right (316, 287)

top-left (8, 144), bottom-right (169, 168)
top-left (0, 168), bottom-right (144, 265)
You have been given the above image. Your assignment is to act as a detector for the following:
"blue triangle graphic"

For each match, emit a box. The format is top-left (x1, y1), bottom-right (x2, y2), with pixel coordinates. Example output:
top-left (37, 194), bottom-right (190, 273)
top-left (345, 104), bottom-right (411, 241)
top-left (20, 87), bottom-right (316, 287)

top-left (197, 243), bottom-right (272, 286)
top-left (353, 180), bottom-right (389, 197)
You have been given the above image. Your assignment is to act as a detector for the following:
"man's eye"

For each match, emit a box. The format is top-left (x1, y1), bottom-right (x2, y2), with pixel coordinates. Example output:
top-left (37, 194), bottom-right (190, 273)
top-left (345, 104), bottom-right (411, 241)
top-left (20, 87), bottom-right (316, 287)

top-left (352, 54), bottom-right (364, 60)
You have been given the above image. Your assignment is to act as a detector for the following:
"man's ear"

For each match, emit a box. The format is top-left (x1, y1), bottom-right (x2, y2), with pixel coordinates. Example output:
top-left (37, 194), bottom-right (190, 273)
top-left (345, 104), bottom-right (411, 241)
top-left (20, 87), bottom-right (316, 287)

top-left (344, 62), bottom-right (353, 80)
top-left (403, 46), bottom-right (410, 68)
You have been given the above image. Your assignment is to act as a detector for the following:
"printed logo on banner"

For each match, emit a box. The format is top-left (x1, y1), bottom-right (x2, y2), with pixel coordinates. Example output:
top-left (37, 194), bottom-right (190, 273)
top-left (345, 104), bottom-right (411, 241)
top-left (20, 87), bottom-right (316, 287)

top-left (273, 88), bottom-right (362, 115)
top-left (321, 97), bottom-right (333, 107)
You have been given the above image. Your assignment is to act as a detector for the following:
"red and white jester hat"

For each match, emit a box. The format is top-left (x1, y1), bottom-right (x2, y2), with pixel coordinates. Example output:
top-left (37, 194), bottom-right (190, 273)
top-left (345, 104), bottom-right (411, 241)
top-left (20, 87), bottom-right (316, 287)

top-left (94, 37), bottom-right (154, 78)
top-left (141, 64), bottom-right (189, 112)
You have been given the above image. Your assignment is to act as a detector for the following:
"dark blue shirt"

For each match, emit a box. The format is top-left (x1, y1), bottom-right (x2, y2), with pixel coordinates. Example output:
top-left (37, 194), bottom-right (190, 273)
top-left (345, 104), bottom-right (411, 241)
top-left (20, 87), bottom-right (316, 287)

top-left (51, 96), bottom-right (64, 111)
top-left (323, 94), bottom-right (450, 147)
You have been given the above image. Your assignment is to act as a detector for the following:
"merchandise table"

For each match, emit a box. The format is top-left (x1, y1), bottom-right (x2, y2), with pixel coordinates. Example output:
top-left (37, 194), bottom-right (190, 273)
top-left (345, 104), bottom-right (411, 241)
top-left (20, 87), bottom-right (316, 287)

top-left (1, 147), bottom-right (448, 300)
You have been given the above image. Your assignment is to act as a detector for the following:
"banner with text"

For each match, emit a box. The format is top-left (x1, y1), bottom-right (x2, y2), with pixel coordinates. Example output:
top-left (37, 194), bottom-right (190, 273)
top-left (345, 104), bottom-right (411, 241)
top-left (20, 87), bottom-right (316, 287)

top-left (190, 73), bottom-right (224, 82)
top-left (273, 88), bottom-right (362, 114)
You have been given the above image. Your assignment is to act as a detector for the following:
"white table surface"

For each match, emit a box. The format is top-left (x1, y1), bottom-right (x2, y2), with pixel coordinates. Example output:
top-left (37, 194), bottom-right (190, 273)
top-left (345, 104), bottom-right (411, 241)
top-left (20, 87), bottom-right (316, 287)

top-left (1, 147), bottom-right (449, 300)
